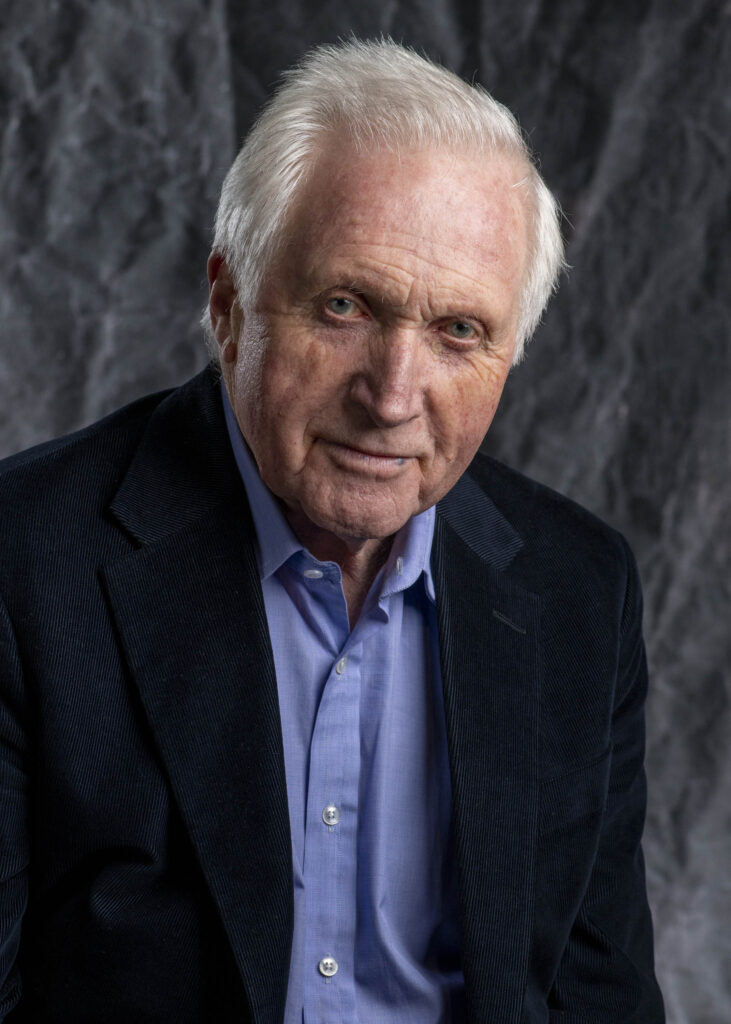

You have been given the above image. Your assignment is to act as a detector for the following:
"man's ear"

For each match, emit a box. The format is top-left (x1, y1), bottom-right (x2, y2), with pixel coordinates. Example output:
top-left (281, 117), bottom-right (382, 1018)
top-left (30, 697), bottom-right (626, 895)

top-left (207, 253), bottom-right (241, 365)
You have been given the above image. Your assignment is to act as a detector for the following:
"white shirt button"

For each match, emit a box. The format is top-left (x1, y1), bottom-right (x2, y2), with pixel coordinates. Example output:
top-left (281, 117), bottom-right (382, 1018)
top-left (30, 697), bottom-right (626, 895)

top-left (318, 955), bottom-right (338, 977)
top-left (396, 556), bottom-right (404, 575)
top-left (322, 804), bottom-right (340, 826)
top-left (335, 657), bottom-right (348, 675)
top-left (303, 568), bottom-right (324, 579)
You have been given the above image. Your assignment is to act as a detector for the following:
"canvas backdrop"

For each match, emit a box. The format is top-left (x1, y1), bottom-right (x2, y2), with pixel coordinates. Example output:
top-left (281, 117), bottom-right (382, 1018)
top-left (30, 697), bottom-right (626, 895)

top-left (1, 2), bottom-right (729, 1020)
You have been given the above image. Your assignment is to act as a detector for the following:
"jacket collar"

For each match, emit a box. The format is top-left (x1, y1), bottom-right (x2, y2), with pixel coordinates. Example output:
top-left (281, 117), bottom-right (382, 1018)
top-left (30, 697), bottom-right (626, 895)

top-left (109, 368), bottom-right (242, 546)
top-left (104, 368), bottom-right (540, 1023)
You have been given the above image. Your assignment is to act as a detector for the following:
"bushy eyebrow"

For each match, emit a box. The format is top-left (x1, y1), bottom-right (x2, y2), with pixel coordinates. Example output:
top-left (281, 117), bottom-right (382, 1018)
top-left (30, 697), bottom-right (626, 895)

top-left (317, 279), bottom-right (374, 297)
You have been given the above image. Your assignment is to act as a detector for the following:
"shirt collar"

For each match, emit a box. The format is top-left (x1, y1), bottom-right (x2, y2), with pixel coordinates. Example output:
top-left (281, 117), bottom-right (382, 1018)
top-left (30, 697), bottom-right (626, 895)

top-left (221, 382), bottom-right (436, 602)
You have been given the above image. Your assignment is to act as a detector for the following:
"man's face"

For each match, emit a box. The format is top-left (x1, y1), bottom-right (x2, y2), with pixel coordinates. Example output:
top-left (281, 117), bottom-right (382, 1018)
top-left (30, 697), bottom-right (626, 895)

top-left (220, 142), bottom-right (528, 544)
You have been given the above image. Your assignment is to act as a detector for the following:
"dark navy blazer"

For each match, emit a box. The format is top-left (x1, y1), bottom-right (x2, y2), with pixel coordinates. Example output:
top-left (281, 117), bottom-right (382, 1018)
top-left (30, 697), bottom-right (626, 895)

top-left (0, 369), bottom-right (664, 1022)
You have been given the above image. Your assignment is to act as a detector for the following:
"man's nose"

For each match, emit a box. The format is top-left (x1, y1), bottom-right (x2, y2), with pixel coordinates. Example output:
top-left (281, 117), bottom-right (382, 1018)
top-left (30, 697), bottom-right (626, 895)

top-left (348, 327), bottom-right (425, 427)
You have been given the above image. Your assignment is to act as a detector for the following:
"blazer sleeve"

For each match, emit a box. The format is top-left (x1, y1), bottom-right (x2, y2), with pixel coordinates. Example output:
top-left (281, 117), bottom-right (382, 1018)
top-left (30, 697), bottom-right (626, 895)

top-left (0, 591), bottom-right (29, 1018)
top-left (548, 537), bottom-right (665, 1022)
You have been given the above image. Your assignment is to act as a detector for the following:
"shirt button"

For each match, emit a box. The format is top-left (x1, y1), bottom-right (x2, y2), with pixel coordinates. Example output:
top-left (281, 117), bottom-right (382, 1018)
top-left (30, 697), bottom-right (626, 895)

top-left (318, 955), bottom-right (338, 978)
top-left (303, 568), bottom-right (324, 579)
top-left (322, 804), bottom-right (340, 826)
top-left (335, 657), bottom-right (348, 675)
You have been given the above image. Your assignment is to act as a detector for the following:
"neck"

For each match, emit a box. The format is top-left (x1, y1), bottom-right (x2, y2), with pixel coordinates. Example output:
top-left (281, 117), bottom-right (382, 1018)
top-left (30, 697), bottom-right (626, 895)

top-left (282, 507), bottom-right (394, 629)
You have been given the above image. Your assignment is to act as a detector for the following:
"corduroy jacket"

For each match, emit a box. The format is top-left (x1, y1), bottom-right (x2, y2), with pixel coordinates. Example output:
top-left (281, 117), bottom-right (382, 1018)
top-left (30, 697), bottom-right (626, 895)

top-left (0, 368), bottom-right (664, 1022)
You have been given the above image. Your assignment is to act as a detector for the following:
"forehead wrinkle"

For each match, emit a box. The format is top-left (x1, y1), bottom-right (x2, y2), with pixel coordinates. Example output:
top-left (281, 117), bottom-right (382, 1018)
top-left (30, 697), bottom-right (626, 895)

top-left (322, 244), bottom-right (514, 317)
top-left (336, 220), bottom-right (515, 268)
top-left (342, 238), bottom-right (507, 274)
top-left (307, 254), bottom-right (413, 306)
top-left (339, 178), bottom-right (524, 234)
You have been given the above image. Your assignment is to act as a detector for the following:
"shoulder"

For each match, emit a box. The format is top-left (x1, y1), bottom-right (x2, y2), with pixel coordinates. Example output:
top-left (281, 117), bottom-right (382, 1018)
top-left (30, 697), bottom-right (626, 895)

top-left (0, 383), bottom-right (178, 592)
top-left (0, 387), bottom-right (172, 506)
top-left (468, 451), bottom-right (622, 542)
top-left (0, 368), bottom-right (234, 587)
top-left (0, 368), bottom-right (224, 510)
top-left (465, 450), bottom-right (637, 601)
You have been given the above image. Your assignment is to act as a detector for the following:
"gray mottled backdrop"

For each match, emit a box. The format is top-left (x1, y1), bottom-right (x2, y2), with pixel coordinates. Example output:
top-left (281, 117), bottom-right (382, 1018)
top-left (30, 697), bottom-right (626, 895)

top-left (1, 1), bottom-right (729, 1020)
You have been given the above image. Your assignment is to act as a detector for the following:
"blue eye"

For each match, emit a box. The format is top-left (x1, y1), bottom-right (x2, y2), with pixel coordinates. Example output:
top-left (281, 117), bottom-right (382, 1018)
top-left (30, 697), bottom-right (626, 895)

top-left (327, 297), bottom-right (359, 316)
top-left (446, 321), bottom-right (476, 340)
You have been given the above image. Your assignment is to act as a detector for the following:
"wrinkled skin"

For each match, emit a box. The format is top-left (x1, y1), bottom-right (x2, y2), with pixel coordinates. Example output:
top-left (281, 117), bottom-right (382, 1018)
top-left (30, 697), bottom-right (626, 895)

top-left (209, 141), bottom-right (529, 616)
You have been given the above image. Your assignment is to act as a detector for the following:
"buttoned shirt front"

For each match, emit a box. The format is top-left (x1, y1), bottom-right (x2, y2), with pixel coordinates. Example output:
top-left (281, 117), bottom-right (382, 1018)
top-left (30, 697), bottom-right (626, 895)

top-left (223, 388), bottom-right (465, 1023)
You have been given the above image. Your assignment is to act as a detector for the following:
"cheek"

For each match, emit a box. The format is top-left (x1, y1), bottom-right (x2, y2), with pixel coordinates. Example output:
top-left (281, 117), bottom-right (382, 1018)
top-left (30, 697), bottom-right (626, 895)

top-left (253, 335), bottom-right (349, 442)
top-left (277, 331), bottom-right (360, 407)
top-left (436, 370), bottom-right (507, 458)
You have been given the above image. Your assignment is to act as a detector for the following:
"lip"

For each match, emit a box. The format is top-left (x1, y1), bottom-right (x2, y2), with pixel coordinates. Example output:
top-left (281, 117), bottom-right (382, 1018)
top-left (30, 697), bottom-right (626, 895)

top-left (323, 440), bottom-right (411, 475)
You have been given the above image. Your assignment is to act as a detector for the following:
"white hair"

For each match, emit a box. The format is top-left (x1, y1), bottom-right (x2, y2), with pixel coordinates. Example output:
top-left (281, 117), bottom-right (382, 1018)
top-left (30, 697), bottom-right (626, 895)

top-left (206, 38), bottom-right (565, 363)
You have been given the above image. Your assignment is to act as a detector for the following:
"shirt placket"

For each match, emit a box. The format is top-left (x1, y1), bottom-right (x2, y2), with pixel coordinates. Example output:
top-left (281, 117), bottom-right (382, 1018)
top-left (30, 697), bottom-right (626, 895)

top-left (303, 633), bottom-right (361, 1024)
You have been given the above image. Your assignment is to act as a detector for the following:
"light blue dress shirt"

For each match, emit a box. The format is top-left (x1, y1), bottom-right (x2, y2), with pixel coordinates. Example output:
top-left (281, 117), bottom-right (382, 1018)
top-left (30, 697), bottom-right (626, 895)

top-left (223, 388), bottom-right (465, 1023)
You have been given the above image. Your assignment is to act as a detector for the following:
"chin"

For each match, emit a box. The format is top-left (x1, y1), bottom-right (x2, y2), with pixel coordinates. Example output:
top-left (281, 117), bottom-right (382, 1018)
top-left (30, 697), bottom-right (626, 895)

top-left (310, 502), bottom-right (414, 544)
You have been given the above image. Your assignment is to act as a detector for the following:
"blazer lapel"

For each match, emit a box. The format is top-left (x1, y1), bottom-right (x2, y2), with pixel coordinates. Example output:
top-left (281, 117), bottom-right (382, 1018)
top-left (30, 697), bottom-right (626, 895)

top-left (435, 472), bottom-right (541, 1024)
top-left (101, 371), bottom-right (292, 1024)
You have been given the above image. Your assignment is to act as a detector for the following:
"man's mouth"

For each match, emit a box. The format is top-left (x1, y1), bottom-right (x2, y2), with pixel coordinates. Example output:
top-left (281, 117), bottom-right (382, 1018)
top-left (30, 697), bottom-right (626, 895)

top-left (323, 441), bottom-right (411, 473)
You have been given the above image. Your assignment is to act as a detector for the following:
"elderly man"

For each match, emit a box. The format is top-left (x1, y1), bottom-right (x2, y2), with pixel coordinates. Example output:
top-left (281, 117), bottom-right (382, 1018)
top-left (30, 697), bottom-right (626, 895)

top-left (0, 39), bottom-right (663, 1023)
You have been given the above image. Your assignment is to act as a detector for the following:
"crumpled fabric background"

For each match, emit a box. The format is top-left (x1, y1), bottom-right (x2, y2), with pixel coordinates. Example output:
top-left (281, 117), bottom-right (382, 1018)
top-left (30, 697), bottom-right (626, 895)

top-left (0, 2), bottom-right (728, 1019)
